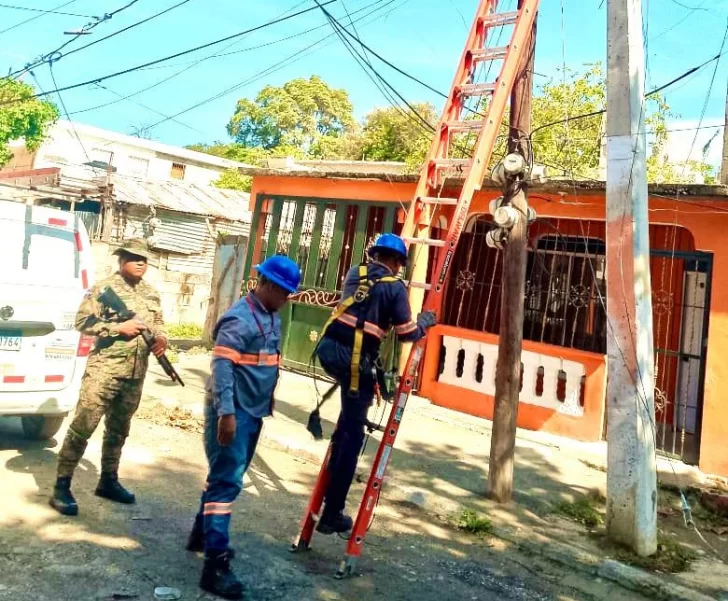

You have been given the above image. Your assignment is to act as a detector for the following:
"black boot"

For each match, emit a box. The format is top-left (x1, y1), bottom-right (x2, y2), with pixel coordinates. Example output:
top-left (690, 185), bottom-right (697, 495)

top-left (186, 525), bottom-right (236, 558)
top-left (200, 551), bottom-right (243, 600)
top-left (95, 472), bottom-right (135, 504)
top-left (49, 476), bottom-right (78, 516)
top-left (316, 510), bottom-right (353, 535)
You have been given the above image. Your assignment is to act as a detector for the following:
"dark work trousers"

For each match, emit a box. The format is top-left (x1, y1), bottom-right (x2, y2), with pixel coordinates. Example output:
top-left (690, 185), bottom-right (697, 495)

top-left (316, 336), bottom-right (375, 516)
top-left (192, 396), bottom-right (263, 553)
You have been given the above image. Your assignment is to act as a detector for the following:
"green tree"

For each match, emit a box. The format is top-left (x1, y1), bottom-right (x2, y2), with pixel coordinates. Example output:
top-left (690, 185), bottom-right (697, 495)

top-left (529, 66), bottom-right (606, 179)
top-left (354, 103), bottom-right (438, 168)
top-left (0, 80), bottom-right (59, 166)
top-left (213, 168), bottom-right (252, 192)
top-left (227, 75), bottom-right (357, 158)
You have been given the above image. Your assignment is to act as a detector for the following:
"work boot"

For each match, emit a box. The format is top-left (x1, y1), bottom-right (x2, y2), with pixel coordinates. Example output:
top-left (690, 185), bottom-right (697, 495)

top-left (49, 476), bottom-right (78, 516)
top-left (200, 550), bottom-right (243, 600)
top-left (95, 472), bottom-right (136, 504)
top-left (316, 510), bottom-right (353, 535)
top-left (186, 525), bottom-right (236, 558)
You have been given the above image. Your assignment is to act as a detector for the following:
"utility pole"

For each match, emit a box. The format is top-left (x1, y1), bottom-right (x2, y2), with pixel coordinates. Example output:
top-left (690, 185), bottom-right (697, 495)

top-left (488, 0), bottom-right (536, 504)
top-left (605, 0), bottom-right (657, 556)
top-left (721, 82), bottom-right (728, 185)
top-left (100, 152), bottom-right (115, 241)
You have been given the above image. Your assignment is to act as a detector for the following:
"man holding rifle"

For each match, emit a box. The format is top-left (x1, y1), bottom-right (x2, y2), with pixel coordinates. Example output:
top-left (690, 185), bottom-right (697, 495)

top-left (50, 239), bottom-right (169, 516)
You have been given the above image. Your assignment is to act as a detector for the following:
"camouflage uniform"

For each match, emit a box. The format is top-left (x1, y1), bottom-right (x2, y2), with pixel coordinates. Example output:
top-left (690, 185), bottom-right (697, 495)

top-left (56, 271), bottom-right (166, 478)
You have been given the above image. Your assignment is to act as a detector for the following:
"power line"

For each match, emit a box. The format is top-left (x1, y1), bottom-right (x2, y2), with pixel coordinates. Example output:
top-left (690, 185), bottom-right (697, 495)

top-left (0, 0), bottom-right (339, 106)
top-left (0, 0), bottom-right (81, 36)
top-left (11, 0), bottom-right (196, 79)
top-left (68, 0), bottom-right (383, 118)
top-left (679, 19), bottom-right (728, 178)
top-left (5, 0), bottom-right (144, 80)
top-left (92, 82), bottom-right (208, 136)
top-left (530, 48), bottom-right (728, 138)
top-left (0, 3), bottom-right (96, 19)
top-left (116, 0), bottom-right (409, 132)
top-left (314, 0), bottom-right (436, 134)
top-left (46, 63), bottom-right (91, 164)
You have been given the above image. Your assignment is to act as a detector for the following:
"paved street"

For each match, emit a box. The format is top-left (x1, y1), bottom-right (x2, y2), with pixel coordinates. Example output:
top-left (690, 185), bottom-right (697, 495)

top-left (1, 353), bottom-right (721, 601)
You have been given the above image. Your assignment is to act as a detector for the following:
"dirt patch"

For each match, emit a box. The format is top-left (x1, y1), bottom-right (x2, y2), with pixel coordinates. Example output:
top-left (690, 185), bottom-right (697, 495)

top-left (595, 534), bottom-right (699, 574)
top-left (136, 401), bottom-right (203, 433)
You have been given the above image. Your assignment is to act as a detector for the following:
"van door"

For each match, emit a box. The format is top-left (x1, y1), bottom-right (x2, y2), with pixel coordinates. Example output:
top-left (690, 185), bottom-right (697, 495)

top-left (0, 202), bottom-right (92, 393)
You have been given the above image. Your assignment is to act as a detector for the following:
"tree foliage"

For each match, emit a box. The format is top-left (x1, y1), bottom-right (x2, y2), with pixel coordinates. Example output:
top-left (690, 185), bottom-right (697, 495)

top-left (354, 103), bottom-right (437, 167)
top-left (191, 71), bottom-right (715, 185)
top-left (529, 66), bottom-right (606, 179)
top-left (212, 168), bottom-right (252, 193)
top-left (226, 75), bottom-right (357, 158)
top-left (0, 80), bottom-right (59, 167)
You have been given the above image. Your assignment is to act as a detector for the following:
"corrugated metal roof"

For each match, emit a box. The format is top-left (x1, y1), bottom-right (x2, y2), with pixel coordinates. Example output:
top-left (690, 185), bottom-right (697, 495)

top-left (111, 174), bottom-right (251, 222)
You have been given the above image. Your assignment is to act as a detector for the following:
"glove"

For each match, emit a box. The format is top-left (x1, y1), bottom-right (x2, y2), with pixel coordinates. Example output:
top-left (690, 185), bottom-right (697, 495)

top-left (417, 310), bottom-right (437, 329)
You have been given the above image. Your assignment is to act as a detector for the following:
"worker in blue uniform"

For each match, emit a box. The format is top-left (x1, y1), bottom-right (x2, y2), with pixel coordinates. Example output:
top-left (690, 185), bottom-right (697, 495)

top-left (186, 255), bottom-right (301, 601)
top-left (314, 233), bottom-right (437, 534)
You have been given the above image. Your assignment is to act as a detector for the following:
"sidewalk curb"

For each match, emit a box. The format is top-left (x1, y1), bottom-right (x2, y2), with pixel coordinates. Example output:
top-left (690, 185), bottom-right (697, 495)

top-left (257, 429), bottom-right (717, 601)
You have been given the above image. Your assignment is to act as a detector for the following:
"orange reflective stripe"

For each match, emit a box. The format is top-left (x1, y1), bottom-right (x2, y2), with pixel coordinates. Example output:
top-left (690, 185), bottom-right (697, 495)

top-left (213, 345), bottom-right (280, 366)
top-left (336, 313), bottom-right (358, 328)
top-left (213, 345), bottom-right (241, 361)
top-left (394, 321), bottom-right (418, 336)
top-left (335, 315), bottom-right (384, 339)
top-left (203, 501), bottom-right (233, 515)
top-left (363, 322), bottom-right (384, 338)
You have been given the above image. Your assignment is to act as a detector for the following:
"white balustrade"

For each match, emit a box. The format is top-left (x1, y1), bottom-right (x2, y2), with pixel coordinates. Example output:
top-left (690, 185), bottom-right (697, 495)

top-left (438, 335), bottom-right (585, 416)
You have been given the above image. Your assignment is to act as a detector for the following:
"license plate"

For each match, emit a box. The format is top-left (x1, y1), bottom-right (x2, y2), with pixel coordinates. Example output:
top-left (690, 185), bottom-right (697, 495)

top-left (0, 336), bottom-right (22, 351)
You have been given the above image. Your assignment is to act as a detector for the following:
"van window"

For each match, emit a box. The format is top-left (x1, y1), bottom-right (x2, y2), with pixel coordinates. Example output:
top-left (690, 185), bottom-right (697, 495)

top-left (0, 215), bottom-right (80, 288)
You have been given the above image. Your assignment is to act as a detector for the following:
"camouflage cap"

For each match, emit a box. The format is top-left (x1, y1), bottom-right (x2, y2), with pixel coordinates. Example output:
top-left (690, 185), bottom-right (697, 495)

top-left (113, 238), bottom-right (152, 260)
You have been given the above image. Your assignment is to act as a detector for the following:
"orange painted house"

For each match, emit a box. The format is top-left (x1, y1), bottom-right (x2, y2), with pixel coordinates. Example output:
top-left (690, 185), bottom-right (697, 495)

top-left (241, 163), bottom-right (728, 479)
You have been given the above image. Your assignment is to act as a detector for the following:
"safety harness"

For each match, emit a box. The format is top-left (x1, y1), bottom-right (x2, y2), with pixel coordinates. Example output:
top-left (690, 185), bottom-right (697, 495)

top-left (318, 264), bottom-right (400, 393)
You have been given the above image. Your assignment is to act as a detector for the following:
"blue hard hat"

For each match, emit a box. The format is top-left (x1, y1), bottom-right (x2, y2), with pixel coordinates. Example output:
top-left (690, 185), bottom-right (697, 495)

top-left (255, 255), bottom-right (301, 294)
top-left (368, 233), bottom-right (408, 263)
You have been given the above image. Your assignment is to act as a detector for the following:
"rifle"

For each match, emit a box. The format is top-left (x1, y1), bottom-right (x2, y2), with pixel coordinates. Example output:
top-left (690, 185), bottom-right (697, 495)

top-left (97, 286), bottom-right (185, 387)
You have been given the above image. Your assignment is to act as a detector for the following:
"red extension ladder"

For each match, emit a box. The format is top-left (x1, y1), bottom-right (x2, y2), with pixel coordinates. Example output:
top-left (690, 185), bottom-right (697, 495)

top-left (291, 0), bottom-right (541, 577)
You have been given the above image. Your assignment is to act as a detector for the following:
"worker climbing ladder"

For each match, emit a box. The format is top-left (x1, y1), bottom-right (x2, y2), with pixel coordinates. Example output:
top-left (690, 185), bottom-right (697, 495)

top-left (291, 0), bottom-right (541, 577)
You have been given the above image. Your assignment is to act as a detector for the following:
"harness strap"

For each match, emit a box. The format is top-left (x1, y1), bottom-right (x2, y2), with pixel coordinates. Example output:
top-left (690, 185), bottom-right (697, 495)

top-left (317, 264), bottom-right (401, 394)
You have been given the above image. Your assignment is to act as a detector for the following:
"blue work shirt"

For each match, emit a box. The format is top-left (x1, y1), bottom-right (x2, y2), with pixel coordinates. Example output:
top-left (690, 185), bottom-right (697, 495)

top-left (323, 261), bottom-right (427, 360)
top-left (210, 293), bottom-right (281, 418)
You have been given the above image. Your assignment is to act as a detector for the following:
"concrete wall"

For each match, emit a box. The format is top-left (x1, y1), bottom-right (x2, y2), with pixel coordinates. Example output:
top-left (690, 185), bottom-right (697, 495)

top-left (91, 241), bottom-right (211, 326)
top-left (35, 126), bottom-right (225, 186)
top-left (249, 174), bottom-right (728, 479)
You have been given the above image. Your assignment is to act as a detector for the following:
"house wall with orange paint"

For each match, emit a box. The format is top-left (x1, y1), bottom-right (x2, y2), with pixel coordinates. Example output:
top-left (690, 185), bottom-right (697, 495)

top-left (247, 172), bottom-right (728, 479)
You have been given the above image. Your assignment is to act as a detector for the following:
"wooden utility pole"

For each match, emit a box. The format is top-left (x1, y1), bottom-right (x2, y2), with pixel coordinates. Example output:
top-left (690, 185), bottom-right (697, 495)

top-left (488, 0), bottom-right (536, 504)
top-left (605, 0), bottom-right (657, 556)
top-left (721, 82), bottom-right (728, 185)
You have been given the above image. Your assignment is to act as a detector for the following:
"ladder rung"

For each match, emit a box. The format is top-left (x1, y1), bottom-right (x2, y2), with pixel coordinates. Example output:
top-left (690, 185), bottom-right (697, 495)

top-left (470, 46), bottom-right (509, 62)
top-left (480, 10), bottom-right (520, 28)
top-left (402, 237), bottom-right (446, 248)
top-left (457, 83), bottom-right (496, 97)
top-left (418, 196), bottom-right (459, 206)
top-left (406, 281), bottom-right (432, 291)
top-left (444, 120), bottom-right (483, 133)
top-left (431, 158), bottom-right (472, 170)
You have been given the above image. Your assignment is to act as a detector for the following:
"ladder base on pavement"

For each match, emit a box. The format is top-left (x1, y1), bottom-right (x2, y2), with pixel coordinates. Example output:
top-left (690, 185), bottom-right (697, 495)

top-left (335, 556), bottom-right (358, 580)
top-left (289, 538), bottom-right (312, 553)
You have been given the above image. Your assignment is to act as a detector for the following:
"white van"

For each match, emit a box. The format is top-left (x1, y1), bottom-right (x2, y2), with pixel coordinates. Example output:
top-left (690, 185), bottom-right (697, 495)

top-left (0, 199), bottom-right (95, 439)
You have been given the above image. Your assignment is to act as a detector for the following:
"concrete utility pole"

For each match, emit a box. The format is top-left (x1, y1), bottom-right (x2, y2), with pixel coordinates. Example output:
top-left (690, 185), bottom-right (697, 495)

top-left (488, 0), bottom-right (536, 504)
top-left (721, 82), bottom-right (728, 185)
top-left (605, 0), bottom-right (657, 556)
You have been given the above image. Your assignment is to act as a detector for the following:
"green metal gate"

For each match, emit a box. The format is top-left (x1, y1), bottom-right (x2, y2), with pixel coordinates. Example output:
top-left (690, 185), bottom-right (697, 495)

top-left (243, 196), bottom-right (401, 376)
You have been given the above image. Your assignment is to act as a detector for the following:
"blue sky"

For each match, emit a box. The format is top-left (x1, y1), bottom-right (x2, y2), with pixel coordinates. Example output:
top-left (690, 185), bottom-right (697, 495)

top-left (1, 0), bottom-right (727, 165)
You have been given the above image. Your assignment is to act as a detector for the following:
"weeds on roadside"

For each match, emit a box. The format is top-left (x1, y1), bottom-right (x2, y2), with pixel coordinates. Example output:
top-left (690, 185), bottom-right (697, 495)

top-left (555, 496), bottom-right (604, 529)
top-left (455, 509), bottom-right (493, 535)
top-left (168, 323), bottom-right (203, 339)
